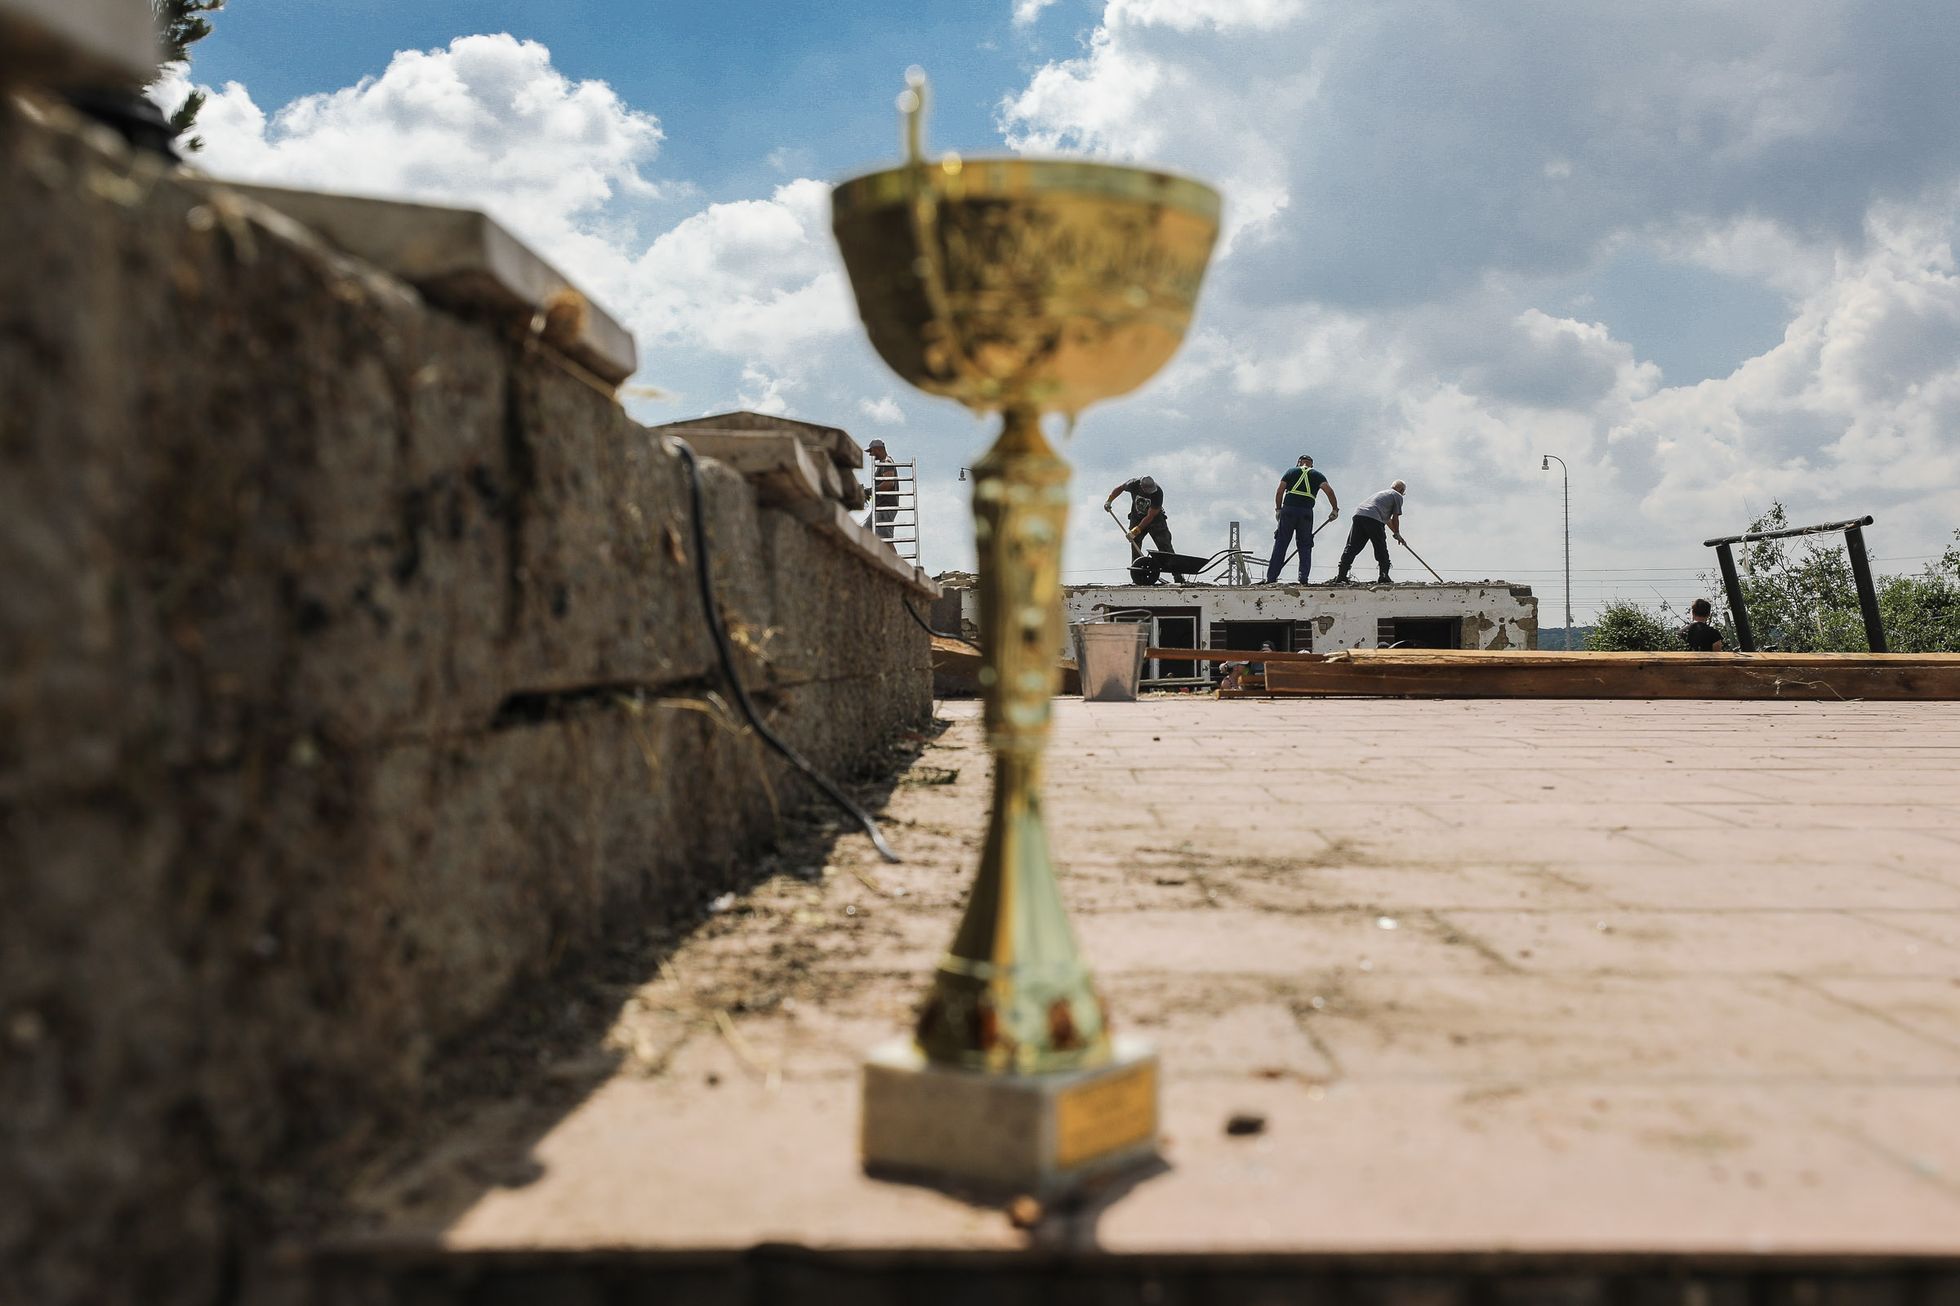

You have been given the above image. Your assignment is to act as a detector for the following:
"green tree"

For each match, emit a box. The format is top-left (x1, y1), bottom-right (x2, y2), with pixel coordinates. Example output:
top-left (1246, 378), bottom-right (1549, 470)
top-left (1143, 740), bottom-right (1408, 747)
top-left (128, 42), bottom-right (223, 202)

top-left (152, 0), bottom-right (225, 151)
top-left (1584, 600), bottom-right (1684, 652)
top-left (1877, 532), bottom-right (1960, 653)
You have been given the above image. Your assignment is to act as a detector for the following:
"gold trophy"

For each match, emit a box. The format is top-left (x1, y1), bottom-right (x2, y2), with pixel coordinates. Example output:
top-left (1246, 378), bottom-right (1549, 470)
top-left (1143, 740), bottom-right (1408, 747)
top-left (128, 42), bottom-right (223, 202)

top-left (833, 71), bottom-right (1220, 1195)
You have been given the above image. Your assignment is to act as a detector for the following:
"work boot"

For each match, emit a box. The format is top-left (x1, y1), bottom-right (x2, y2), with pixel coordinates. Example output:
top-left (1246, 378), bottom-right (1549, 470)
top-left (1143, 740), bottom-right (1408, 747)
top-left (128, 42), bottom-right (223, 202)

top-left (1376, 573), bottom-right (1393, 585)
top-left (1330, 572), bottom-right (1351, 586)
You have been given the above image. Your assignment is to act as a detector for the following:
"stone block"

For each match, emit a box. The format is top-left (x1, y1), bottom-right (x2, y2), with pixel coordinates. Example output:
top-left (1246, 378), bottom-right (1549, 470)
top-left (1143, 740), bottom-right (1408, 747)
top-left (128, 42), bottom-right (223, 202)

top-left (202, 183), bottom-right (638, 387)
top-left (651, 409), bottom-right (864, 471)
top-left (665, 429), bottom-right (834, 515)
top-left (0, 0), bottom-right (157, 90)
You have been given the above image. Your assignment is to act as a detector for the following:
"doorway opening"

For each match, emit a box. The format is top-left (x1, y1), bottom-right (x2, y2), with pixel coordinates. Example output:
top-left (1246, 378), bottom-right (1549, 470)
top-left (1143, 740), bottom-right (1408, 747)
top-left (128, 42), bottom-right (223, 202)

top-left (1381, 617), bottom-right (1462, 649)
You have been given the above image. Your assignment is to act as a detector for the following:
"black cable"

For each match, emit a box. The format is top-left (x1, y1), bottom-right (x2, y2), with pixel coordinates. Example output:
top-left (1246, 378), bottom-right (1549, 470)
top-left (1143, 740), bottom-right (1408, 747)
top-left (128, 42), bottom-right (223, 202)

top-left (903, 597), bottom-right (979, 650)
top-left (671, 439), bottom-right (901, 864)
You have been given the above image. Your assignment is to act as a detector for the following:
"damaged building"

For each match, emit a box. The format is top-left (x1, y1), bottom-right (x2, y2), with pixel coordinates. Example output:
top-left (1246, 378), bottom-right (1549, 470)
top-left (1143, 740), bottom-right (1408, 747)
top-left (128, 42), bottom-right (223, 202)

top-left (936, 579), bottom-right (1540, 684)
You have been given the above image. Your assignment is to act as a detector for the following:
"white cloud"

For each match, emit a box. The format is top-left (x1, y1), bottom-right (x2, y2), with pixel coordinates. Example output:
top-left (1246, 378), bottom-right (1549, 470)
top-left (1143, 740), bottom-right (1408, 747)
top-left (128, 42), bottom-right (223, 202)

top-left (625, 179), bottom-right (854, 364)
top-left (1105, 0), bottom-right (1308, 33)
top-left (1004, 1), bottom-right (1960, 609)
top-left (765, 144), bottom-right (814, 174)
top-left (735, 363), bottom-right (796, 416)
top-left (155, 17), bottom-right (1960, 609)
top-left (1012, 0), bottom-right (1060, 27)
top-left (160, 35), bottom-right (664, 292)
top-left (164, 37), bottom-right (864, 432)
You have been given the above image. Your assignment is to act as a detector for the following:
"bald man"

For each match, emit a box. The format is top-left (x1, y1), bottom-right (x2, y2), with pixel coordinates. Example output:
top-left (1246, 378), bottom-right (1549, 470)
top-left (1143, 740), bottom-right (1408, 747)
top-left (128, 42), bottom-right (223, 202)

top-left (1332, 480), bottom-right (1406, 585)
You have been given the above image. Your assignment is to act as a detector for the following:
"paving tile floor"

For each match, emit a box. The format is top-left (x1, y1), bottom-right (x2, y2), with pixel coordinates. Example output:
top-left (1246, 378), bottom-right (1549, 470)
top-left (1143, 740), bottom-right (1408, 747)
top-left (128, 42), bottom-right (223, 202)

top-left (353, 699), bottom-right (1960, 1253)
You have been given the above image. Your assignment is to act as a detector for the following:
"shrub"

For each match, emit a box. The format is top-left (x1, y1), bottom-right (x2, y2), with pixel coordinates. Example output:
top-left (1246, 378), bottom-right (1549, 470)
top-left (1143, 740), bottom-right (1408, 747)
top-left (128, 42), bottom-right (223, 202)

top-left (1583, 600), bottom-right (1685, 652)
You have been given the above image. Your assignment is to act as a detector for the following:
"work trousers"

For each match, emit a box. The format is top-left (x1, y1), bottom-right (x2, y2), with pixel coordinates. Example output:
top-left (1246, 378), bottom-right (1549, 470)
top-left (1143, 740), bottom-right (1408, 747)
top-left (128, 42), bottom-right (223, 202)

top-left (1337, 515), bottom-right (1392, 580)
top-left (1129, 515), bottom-right (1175, 557)
top-left (1265, 503), bottom-right (1317, 583)
top-left (1130, 515), bottom-right (1184, 583)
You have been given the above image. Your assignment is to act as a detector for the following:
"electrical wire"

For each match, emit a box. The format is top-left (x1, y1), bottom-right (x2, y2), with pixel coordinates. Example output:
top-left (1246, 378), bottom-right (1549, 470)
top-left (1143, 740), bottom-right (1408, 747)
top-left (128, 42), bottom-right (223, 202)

top-left (671, 438), bottom-right (900, 864)
top-left (903, 597), bottom-right (978, 650)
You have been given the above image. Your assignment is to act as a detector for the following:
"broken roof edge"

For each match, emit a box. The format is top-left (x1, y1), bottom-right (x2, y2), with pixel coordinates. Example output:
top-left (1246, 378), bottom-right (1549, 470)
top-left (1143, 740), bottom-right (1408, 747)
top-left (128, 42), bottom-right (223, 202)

top-left (651, 411), bottom-right (865, 470)
top-left (1057, 580), bottom-right (1538, 595)
top-left (185, 180), bottom-right (639, 389)
top-left (651, 429), bottom-right (936, 601)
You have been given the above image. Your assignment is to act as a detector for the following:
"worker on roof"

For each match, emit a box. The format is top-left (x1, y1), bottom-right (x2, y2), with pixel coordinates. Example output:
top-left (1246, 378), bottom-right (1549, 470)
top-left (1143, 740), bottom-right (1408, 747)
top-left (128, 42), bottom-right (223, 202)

top-left (1104, 475), bottom-right (1188, 583)
top-left (1332, 480), bottom-right (1407, 585)
top-left (1265, 454), bottom-right (1340, 584)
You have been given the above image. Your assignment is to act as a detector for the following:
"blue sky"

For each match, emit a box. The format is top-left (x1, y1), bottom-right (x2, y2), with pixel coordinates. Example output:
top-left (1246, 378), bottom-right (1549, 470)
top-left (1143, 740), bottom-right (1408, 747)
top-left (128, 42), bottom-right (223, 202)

top-left (161, 1), bottom-right (1960, 616)
top-left (190, 1), bottom-right (1062, 203)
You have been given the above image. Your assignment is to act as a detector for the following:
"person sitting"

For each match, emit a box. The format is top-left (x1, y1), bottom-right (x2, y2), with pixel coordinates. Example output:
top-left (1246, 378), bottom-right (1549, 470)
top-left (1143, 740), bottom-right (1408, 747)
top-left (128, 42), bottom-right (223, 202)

top-left (1682, 598), bottom-right (1726, 652)
top-left (1220, 643), bottom-right (1275, 692)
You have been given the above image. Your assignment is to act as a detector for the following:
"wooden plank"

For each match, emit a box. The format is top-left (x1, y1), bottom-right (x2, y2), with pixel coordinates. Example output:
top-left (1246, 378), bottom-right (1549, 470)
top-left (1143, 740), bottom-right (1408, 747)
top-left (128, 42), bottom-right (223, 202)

top-left (1339, 648), bottom-right (1960, 668)
top-left (1261, 651), bottom-right (1960, 700)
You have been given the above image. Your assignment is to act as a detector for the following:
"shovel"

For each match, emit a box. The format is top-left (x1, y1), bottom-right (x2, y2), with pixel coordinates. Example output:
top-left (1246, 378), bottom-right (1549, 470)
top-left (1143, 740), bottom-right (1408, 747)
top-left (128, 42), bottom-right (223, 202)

top-left (1395, 533), bottom-right (1447, 583)
top-left (1104, 502), bottom-right (1138, 550)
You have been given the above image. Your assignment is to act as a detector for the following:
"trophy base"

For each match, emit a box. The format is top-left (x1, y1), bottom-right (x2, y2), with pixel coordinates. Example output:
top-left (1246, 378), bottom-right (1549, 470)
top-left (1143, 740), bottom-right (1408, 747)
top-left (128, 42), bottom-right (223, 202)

top-left (860, 1034), bottom-right (1160, 1198)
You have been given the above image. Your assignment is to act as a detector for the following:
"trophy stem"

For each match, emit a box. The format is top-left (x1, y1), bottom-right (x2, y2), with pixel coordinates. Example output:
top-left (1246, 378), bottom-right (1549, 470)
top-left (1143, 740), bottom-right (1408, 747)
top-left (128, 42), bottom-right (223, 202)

top-left (913, 407), bottom-right (1111, 1076)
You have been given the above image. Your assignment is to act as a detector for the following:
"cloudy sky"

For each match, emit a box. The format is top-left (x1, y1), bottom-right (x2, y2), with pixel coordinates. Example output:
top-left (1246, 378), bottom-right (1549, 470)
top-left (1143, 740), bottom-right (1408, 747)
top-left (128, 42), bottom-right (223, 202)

top-left (158, 0), bottom-right (1960, 618)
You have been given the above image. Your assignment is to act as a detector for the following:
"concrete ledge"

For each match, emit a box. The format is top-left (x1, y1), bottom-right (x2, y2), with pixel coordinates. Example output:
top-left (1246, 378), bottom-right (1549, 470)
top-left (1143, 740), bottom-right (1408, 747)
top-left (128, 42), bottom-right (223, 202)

top-left (670, 429), bottom-right (844, 510)
top-left (657, 409), bottom-right (865, 471)
top-left (811, 499), bottom-right (940, 598)
top-left (194, 181), bottom-right (639, 387)
top-left (0, 0), bottom-right (157, 90)
top-left (652, 428), bottom-right (935, 600)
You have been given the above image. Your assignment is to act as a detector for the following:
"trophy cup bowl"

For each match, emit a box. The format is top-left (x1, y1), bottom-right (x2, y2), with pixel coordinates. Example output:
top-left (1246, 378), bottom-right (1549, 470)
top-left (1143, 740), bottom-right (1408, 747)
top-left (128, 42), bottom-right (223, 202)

top-left (831, 157), bottom-right (1221, 418)
top-left (836, 76), bottom-right (1220, 1197)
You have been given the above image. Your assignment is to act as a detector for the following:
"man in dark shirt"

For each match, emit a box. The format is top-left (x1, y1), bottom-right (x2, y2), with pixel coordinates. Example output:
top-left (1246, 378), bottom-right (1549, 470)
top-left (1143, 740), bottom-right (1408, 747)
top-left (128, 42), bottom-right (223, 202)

top-left (1682, 598), bottom-right (1726, 651)
top-left (1105, 476), bottom-right (1186, 581)
top-left (1265, 454), bottom-right (1340, 583)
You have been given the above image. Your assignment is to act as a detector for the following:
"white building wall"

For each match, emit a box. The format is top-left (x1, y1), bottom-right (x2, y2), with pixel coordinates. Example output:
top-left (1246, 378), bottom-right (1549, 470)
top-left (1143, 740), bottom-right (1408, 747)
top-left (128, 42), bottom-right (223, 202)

top-left (946, 582), bottom-right (1538, 656)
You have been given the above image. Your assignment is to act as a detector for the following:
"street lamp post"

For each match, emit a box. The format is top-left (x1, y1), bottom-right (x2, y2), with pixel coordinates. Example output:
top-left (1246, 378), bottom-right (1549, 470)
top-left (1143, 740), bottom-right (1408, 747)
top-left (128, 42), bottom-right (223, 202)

top-left (1540, 454), bottom-right (1572, 651)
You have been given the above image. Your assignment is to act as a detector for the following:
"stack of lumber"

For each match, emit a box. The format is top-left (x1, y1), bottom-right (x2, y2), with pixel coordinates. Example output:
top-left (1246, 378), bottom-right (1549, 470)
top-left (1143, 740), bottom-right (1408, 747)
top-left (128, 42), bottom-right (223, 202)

top-left (1237, 649), bottom-right (1960, 700)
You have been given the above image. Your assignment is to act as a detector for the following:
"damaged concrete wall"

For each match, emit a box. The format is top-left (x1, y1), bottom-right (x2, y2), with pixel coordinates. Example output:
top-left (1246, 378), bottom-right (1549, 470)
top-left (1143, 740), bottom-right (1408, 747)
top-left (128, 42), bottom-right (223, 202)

top-left (0, 103), bottom-right (930, 1305)
top-left (1054, 582), bottom-right (1539, 652)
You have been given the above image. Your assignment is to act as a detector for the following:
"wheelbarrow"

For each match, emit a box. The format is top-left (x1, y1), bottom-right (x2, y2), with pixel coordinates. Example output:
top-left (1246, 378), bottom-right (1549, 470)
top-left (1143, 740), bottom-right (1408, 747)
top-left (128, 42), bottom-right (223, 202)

top-left (1128, 549), bottom-right (1225, 585)
top-left (1106, 502), bottom-right (1251, 585)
